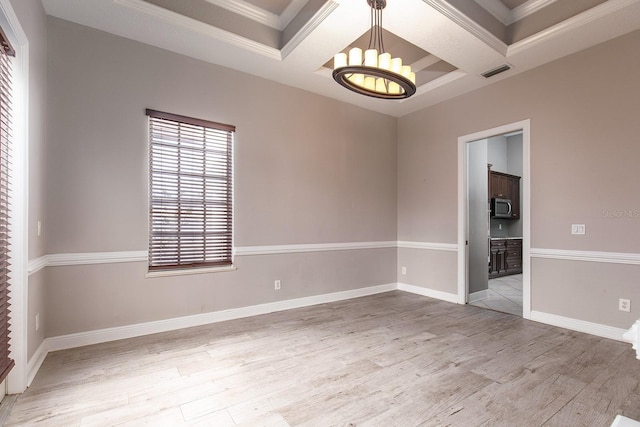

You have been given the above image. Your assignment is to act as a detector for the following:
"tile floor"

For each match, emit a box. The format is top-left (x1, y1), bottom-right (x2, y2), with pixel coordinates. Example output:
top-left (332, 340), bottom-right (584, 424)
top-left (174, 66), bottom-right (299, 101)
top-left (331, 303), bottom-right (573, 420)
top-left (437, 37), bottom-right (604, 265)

top-left (471, 274), bottom-right (523, 316)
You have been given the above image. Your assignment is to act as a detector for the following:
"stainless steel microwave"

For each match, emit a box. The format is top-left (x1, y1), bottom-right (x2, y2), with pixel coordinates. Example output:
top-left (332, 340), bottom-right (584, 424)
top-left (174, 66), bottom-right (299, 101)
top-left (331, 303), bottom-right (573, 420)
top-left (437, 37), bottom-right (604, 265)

top-left (491, 197), bottom-right (512, 218)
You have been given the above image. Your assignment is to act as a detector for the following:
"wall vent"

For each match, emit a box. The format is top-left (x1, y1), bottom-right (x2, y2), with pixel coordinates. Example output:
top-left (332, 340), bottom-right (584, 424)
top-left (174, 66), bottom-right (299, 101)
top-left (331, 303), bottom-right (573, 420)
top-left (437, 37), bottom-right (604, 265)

top-left (482, 64), bottom-right (511, 78)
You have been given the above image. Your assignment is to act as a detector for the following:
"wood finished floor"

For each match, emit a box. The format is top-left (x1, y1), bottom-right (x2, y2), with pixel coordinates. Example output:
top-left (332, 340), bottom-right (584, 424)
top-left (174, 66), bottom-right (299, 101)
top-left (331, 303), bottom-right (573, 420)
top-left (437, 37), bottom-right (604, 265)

top-left (6, 291), bottom-right (640, 426)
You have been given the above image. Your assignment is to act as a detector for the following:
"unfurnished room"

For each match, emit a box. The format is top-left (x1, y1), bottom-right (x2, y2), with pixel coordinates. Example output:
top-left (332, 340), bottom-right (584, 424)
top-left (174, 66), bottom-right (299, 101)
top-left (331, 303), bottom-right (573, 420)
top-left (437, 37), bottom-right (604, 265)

top-left (0, 0), bottom-right (638, 425)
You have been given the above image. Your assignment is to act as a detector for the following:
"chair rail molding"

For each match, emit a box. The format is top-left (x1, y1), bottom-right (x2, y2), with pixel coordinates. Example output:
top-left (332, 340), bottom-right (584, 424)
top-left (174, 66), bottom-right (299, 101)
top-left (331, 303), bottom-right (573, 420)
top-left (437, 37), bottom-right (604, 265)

top-left (530, 248), bottom-right (640, 265)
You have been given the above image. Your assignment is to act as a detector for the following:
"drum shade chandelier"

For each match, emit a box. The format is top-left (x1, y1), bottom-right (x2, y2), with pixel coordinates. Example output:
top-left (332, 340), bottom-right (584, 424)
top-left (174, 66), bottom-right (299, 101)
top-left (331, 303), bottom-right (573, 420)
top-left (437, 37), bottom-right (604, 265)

top-left (333, 0), bottom-right (416, 99)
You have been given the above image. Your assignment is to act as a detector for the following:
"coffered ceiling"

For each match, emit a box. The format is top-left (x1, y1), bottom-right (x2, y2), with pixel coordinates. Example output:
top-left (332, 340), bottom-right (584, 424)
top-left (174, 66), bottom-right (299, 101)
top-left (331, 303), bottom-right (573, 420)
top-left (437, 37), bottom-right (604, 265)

top-left (41, 0), bottom-right (640, 117)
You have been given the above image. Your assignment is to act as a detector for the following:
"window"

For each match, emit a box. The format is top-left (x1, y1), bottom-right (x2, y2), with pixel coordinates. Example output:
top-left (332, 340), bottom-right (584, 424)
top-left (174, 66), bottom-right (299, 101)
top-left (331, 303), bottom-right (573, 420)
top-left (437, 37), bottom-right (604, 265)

top-left (146, 109), bottom-right (235, 272)
top-left (0, 26), bottom-right (14, 383)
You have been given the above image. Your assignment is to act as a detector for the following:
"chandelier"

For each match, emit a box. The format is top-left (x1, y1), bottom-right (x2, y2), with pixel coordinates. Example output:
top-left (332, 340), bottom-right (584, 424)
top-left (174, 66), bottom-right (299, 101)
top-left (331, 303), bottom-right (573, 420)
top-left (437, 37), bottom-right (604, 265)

top-left (333, 0), bottom-right (416, 100)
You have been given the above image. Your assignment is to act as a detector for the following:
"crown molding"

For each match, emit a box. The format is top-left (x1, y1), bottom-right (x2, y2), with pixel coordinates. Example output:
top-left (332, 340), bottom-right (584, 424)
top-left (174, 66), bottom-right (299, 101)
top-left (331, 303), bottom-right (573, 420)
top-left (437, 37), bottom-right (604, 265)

top-left (511, 0), bottom-right (558, 24)
top-left (508, 0), bottom-right (639, 56)
top-left (204, 0), bottom-right (308, 31)
top-left (423, 0), bottom-right (508, 55)
top-left (115, 0), bottom-right (281, 60)
top-left (411, 54), bottom-right (442, 72)
top-left (474, 0), bottom-right (511, 25)
top-left (281, 1), bottom-right (339, 59)
top-left (279, 0), bottom-right (309, 30)
top-left (475, 0), bottom-right (559, 26)
top-left (204, 0), bottom-right (281, 30)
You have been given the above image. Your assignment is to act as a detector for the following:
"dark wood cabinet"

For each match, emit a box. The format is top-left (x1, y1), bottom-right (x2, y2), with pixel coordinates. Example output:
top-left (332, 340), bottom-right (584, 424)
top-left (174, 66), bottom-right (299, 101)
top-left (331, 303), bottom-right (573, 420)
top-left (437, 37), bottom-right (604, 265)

top-left (489, 238), bottom-right (522, 278)
top-left (489, 172), bottom-right (509, 199)
top-left (489, 170), bottom-right (520, 219)
top-left (505, 239), bottom-right (522, 273)
top-left (489, 240), bottom-right (506, 277)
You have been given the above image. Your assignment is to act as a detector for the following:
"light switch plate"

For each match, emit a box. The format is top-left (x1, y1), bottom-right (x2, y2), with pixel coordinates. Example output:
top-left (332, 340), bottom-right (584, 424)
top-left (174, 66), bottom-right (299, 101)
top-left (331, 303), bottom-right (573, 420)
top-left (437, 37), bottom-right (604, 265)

top-left (571, 224), bottom-right (586, 235)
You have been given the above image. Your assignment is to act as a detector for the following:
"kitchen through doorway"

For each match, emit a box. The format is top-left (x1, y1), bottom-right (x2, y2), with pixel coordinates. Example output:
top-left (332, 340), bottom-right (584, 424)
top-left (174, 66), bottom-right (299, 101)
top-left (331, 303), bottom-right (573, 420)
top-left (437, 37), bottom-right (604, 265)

top-left (457, 120), bottom-right (531, 319)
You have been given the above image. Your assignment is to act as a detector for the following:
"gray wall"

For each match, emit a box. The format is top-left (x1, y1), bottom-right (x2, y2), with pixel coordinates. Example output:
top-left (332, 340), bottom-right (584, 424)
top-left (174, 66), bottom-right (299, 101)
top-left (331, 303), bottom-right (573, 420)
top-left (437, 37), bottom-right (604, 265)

top-left (44, 18), bottom-right (398, 336)
top-left (398, 30), bottom-right (640, 328)
top-left (487, 135), bottom-right (507, 173)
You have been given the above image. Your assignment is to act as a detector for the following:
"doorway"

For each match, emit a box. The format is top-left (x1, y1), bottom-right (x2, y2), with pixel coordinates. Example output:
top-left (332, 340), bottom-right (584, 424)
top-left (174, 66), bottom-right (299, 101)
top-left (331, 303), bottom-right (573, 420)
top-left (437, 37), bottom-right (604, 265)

top-left (457, 120), bottom-right (531, 319)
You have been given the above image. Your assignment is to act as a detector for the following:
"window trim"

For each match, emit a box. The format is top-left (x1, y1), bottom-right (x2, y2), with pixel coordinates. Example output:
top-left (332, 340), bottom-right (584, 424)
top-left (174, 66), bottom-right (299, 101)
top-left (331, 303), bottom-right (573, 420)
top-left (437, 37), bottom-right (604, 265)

top-left (146, 109), bottom-right (235, 273)
top-left (145, 264), bottom-right (237, 279)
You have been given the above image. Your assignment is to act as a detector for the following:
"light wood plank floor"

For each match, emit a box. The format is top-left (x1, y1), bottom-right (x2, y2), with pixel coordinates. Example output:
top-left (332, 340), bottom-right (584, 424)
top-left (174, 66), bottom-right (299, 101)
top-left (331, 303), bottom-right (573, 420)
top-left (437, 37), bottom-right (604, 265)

top-left (6, 291), bottom-right (640, 426)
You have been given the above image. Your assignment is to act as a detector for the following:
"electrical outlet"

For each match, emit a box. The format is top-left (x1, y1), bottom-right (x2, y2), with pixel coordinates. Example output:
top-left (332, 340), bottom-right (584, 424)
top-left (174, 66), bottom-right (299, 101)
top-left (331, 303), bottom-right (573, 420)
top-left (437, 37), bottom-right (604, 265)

top-left (35, 313), bottom-right (40, 331)
top-left (274, 280), bottom-right (281, 290)
top-left (401, 267), bottom-right (406, 275)
top-left (571, 224), bottom-right (586, 235)
top-left (619, 298), bottom-right (631, 312)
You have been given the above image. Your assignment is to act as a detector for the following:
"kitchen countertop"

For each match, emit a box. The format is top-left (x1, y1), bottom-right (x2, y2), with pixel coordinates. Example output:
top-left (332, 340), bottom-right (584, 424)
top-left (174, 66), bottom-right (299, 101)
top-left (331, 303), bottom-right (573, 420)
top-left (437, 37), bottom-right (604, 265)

top-left (490, 237), bottom-right (523, 240)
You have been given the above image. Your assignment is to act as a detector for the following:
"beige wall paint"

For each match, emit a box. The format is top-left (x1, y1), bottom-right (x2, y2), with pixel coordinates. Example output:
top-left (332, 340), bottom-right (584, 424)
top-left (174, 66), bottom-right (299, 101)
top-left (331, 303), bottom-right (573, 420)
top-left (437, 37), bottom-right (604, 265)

top-left (397, 248), bottom-right (457, 295)
top-left (9, 0), bottom-right (48, 360)
top-left (46, 18), bottom-right (397, 252)
top-left (532, 258), bottom-right (639, 328)
top-left (44, 18), bottom-right (397, 336)
top-left (398, 30), bottom-right (640, 327)
top-left (37, 15), bottom-right (640, 340)
top-left (47, 249), bottom-right (396, 336)
top-left (27, 270), bottom-right (46, 360)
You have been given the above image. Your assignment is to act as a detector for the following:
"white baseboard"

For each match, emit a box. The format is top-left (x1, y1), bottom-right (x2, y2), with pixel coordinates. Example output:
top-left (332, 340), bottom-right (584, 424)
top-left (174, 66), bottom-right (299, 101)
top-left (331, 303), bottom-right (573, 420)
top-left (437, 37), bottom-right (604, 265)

top-left (27, 340), bottom-right (48, 387)
top-left (45, 283), bottom-right (397, 353)
top-left (31, 283), bottom-right (629, 391)
top-left (397, 282), bottom-right (459, 304)
top-left (469, 289), bottom-right (489, 303)
top-left (530, 310), bottom-right (627, 342)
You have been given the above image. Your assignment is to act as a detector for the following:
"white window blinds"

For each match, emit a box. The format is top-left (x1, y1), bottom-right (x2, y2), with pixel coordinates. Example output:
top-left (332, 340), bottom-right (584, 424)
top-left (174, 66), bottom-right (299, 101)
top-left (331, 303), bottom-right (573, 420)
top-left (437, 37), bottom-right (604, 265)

top-left (0, 26), bottom-right (14, 383)
top-left (146, 109), bottom-right (234, 271)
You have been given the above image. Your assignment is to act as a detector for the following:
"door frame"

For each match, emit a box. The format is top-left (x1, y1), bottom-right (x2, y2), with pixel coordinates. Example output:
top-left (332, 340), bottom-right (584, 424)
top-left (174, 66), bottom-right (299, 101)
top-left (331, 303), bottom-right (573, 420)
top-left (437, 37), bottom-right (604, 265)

top-left (457, 120), bottom-right (531, 319)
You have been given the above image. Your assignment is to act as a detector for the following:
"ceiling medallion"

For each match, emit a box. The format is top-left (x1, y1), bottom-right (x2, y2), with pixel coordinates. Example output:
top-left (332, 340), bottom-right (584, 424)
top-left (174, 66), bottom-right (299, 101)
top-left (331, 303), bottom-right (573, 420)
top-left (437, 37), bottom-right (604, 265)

top-left (333, 0), bottom-right (416, 100)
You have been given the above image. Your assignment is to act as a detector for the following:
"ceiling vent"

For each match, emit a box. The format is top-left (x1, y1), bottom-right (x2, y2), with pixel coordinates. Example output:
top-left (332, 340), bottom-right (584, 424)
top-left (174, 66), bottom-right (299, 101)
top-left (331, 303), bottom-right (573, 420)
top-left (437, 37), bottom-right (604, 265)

top-left (482, 64), bottom-right (511, 78)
